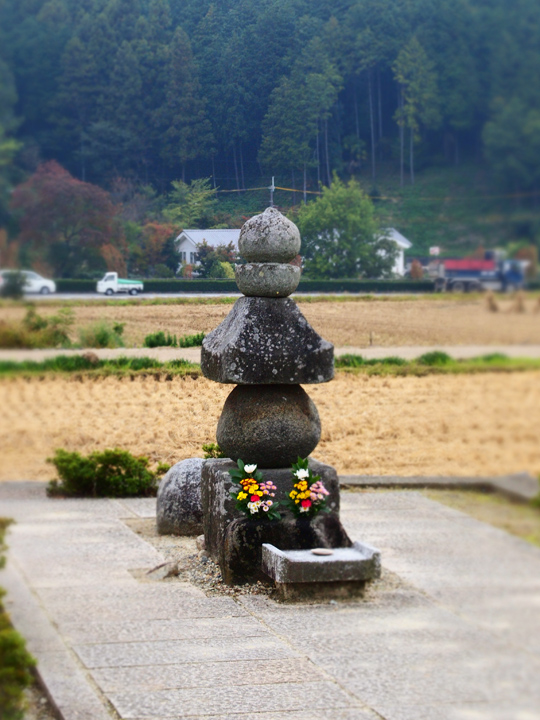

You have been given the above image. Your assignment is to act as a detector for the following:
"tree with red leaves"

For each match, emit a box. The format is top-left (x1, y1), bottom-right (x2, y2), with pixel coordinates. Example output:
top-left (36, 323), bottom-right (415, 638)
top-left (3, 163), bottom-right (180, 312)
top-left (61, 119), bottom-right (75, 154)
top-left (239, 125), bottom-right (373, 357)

top-left (10, 161), bottom-right (124, 277)
top-left (141, 222), bottom-right (177, 273)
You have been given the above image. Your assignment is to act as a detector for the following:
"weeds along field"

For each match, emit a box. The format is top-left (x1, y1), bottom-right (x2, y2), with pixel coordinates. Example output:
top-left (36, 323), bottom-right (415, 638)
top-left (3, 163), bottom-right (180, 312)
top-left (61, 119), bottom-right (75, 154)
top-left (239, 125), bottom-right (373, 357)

top-left (1, 294), bottom-right (540, 347)
top-left (1, 371), bottom-right (539, 482)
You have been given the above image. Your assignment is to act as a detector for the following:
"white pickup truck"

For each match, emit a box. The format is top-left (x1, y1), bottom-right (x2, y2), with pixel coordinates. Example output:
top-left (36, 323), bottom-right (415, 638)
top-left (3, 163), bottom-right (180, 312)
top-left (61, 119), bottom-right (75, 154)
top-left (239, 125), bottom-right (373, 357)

top-left (96, 272), bottom-right (144, 296)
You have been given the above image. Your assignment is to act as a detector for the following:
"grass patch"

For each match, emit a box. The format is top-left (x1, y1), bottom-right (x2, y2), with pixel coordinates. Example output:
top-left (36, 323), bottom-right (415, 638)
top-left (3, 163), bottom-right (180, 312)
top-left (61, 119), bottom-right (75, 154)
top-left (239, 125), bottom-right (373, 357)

top-left (1, 352), bottom-right (539, 379)
top-left (0, 355), bottom-right (200, 378)
top-left (335, 353), bottom-right (540, 376)
top-left (421, 489), bottom-right (540, 547)
top-left (0, 306), bottom-right (73, 349)
top-left (77, 320), bottom-right (125, 348)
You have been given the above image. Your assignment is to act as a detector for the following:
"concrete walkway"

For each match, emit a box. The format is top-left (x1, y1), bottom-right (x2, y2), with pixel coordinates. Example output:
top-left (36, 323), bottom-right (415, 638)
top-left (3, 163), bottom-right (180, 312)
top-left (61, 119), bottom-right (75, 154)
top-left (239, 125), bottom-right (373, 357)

top-left (1, 485), bottom-right (540, 720)
top-left (2, 344), bottom-right (540, 364)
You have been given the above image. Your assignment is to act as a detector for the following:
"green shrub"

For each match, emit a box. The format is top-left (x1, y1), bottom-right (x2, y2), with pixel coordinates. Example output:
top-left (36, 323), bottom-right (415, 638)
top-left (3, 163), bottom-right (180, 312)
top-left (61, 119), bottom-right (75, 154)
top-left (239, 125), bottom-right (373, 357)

top-left (178, 332), bottom-right (205, 348)
top-left (153, 263), bottom-right (174, 278)
top-left (143, 330), bottom-right (205, 348)
top-left (416, 351), bottom-right (453, 366)
top-left (47, 448), bottom-right (160, 497)
top-left (78, 320), bottom-right (124, 348)
top-left (143, 331), bottom-right (177, 348)
top-left (0, 519), bottom-right (36, 720)
top-left (202, 442), bottom-right (226, 459)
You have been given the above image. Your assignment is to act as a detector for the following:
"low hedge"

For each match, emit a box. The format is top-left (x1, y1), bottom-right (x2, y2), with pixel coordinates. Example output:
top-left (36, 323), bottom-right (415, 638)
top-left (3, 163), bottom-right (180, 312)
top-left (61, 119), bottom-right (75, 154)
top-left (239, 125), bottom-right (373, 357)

top-left (0, 519), bottom-right (36, 720)
top-left (55, 278), bottom-right (435, 294)
top-left (55, 279), bottom-right (96, 293)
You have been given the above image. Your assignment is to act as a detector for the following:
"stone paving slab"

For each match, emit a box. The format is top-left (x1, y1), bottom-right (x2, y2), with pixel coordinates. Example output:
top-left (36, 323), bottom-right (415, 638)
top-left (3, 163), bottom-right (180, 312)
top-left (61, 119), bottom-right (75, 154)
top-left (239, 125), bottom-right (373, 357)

top-left (108, 681), bottom-right (356, 718)
top-left (1, 489), bottom-right (540, 720)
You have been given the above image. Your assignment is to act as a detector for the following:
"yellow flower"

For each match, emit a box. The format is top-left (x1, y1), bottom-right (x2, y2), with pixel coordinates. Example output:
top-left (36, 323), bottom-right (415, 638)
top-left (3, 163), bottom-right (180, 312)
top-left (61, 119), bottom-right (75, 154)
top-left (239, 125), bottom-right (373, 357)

top-left (290, 491), bottom-right (297, 498)
top-left (237, 491), bottom-right (247, 500)
top-left (248, 485), bottom-right (258, 494)
top-left (298, 480), bottom-right (308, 490)
top-left (256, 491), bottom-right (263, 497)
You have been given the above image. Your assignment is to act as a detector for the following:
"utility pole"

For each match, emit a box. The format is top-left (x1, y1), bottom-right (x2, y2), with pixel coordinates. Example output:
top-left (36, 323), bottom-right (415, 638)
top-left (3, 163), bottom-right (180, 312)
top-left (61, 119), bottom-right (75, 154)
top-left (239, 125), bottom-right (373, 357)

top-left (269, 176), bottom-right (275, 208)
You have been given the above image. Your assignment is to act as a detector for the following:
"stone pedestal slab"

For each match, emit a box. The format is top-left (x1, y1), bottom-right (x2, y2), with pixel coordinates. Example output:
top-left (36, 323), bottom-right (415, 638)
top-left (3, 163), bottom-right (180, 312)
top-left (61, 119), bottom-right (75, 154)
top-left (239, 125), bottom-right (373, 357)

top-left (201, 297), bottom-right (334, 385)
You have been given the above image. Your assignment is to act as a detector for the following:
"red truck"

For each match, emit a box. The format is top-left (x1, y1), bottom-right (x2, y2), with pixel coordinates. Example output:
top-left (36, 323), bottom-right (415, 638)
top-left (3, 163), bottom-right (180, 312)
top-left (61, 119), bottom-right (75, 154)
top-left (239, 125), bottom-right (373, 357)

top-left (433, 256), bottom-right (525, 292)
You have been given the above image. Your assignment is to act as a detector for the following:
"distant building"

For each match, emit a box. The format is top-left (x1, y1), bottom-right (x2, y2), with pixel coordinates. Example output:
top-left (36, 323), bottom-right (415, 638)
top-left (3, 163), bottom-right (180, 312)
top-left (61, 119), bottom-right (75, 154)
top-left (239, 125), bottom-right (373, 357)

top-left (174, 225), bottom-right (412, 278)
top-left (174, 229), bottom-right (241, 269)
top-left (382, 228), bottom-right (412, 276)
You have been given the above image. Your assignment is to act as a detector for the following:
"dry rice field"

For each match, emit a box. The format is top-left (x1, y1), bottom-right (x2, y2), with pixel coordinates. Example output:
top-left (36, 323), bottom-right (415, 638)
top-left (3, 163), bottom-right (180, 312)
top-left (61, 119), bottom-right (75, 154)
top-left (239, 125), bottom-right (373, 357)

top-left (1, 371), bottom-right (539, 482)
top-left (2, 294), bottom-right (540, 347)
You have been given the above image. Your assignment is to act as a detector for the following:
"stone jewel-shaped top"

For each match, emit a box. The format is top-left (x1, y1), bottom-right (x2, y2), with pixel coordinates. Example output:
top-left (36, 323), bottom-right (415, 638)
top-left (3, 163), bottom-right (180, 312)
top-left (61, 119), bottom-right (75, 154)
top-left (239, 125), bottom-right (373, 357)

top-left (239, 207), bottom-right (301, 263)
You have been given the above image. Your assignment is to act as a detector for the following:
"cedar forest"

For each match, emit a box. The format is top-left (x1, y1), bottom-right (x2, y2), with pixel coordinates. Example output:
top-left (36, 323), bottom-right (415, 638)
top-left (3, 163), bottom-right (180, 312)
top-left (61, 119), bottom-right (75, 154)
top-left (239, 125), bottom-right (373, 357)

top-left (0, 0), bottom-right (539, 279)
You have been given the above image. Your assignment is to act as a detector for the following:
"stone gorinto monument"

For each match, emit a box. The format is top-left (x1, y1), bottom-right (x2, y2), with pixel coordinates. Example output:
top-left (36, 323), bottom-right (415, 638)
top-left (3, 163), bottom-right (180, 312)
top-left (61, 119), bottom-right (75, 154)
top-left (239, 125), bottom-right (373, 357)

top-left (200, 207), bottom-right (380, 588)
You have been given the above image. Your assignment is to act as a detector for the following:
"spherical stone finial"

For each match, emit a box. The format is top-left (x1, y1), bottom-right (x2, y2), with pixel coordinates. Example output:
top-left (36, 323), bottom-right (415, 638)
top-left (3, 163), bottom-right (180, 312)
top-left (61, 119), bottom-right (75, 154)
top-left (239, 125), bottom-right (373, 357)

top-left (239, 207), bottom-right (301, 263)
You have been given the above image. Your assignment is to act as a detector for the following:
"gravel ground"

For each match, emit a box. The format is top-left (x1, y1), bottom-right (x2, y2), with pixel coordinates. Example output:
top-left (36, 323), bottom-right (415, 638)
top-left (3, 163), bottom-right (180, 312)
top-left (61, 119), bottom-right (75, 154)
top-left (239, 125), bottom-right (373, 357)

top-left (123, 517), bottom-right (405, 605)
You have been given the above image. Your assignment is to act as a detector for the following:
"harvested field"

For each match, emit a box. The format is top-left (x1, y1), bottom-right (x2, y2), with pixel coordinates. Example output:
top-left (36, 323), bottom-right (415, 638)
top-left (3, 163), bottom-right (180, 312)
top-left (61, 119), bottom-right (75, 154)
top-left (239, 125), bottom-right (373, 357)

top-left (1, 371), bottom-right (539, 482)
top-left (2, 295), bottom-right (540, 347)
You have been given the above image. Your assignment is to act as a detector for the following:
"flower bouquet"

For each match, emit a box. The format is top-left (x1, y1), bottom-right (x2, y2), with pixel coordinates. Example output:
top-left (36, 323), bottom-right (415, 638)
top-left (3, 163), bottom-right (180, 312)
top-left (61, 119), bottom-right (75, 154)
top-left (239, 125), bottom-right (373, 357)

top-left (228, 459), bottom-right (281, 520)
top-left (284, 457), bottom-right (329, 517)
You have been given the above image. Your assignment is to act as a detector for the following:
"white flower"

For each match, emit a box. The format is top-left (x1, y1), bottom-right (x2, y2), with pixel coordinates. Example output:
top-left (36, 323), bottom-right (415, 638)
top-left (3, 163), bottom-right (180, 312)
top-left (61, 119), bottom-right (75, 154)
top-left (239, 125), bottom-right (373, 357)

top-left (247, 501), bottom-right (261, 514)
top-left (244, 464), bottom-right (257, 473)
top-left (295, 468), bottom-right (310, 480)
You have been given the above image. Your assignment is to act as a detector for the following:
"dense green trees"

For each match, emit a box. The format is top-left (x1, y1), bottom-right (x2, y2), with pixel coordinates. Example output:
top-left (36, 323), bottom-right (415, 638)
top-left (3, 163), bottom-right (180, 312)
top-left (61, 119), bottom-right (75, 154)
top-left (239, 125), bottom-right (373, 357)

top-left (1, 0), bottom-right (539, 197)
top-left (1, 0), bottom-right (540, 277)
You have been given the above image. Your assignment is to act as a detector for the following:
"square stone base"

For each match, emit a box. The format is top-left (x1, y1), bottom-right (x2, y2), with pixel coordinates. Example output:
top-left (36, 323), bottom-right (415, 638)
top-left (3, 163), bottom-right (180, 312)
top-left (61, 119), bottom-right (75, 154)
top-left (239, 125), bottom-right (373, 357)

top-left (201, 457), bottom-right (341, 561)
top-left (201, 458), bottom-right (350, 585)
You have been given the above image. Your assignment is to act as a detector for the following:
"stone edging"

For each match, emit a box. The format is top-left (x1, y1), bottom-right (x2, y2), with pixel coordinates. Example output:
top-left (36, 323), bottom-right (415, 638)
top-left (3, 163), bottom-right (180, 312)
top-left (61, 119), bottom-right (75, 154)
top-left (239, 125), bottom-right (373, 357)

top-left (339, 472), bottom-right (539, 503)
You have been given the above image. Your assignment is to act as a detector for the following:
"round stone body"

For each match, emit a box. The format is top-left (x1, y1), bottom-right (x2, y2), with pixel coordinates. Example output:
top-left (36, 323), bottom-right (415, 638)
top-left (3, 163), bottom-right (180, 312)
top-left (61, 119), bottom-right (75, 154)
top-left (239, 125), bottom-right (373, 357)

top-left (235, 263), bottom-right (301, 297)
top-left (216, 384), bottom-right (321, 468)
top-left (239, 207), bottom-right (301, 263)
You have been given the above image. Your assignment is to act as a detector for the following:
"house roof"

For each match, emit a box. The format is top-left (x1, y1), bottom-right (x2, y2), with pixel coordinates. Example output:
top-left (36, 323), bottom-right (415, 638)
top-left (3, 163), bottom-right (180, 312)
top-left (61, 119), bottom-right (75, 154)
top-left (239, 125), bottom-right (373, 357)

top-left (175, 229), bottom-right (241, 248)
top-left (383, 228), bottom-right (413, 249)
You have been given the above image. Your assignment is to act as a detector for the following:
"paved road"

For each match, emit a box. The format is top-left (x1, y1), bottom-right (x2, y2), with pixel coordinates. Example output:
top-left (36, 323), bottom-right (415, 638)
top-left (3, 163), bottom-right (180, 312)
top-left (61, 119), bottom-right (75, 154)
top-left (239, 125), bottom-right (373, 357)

top-left (2, 344), bottom-right (540, 364)
top-left (1, 485), bottom-right (539, 719)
